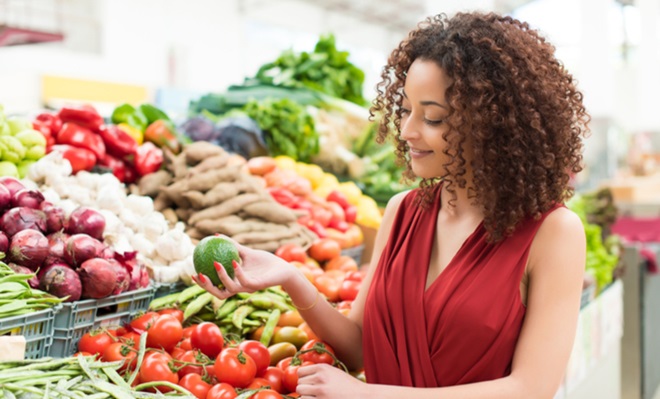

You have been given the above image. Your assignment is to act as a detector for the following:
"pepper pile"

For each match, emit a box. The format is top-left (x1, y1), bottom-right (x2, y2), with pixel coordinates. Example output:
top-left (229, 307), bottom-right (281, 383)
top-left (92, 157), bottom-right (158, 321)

top-left (33, 105), bottom-right (164, 183)
top-left (0, 105), bottom-right (47, 178)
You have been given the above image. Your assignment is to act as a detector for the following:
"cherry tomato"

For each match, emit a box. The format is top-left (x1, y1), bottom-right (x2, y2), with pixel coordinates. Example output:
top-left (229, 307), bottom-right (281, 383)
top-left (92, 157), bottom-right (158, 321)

top-left (115, 326), bottom-right (128, 336)
top-left (78, 331), bottom-right (114, 356)
top-left (276, 357), bottom-right (293, 371)
top-left (206, 382), bottom-right (237, 399)
top-left (146, 314), bottom-right (183, 353)
top-left (171, 346), bottom-right (186, 360)
top-left (144, 350), bottom-right (172, 363)
top-left (158, 308), bottom-right (184, 323)
top-left (252, 389), bottom-right (283, 399)
top-left (282, 361), bottom-right (313, 393)
top-left (308, 238), bottom-right (341, 262)
top-left (139, 356), bottom-right (179, 393)
top-left (215, 348), bottom-right (257, 388)
top-left (102, 342), bottom-right (137, 371)
top-left (180, 338), bottom-right (193, 351)
top-left (260, 366), bottom-right (284, 393)
top-left (299, 340), bottom-right (335, 365)
top-left (178, 373), bottom-right (211, 399)
top-left (275, 243), bottom-right (307, 263)
top-left (339, 279), bottom-right (361, 301)
top-left (130, 312), bottom-right (159, 333)
top-left (314, 270), bottom-right (345, 302)
top-left (247, 377), bottom-right (272, 389)
top-left (238, 340), bottom-right (270, 376)
top-left (191, 322), bottom-right (224, 358)
top-left (182, 326), bottom-right (195, 339)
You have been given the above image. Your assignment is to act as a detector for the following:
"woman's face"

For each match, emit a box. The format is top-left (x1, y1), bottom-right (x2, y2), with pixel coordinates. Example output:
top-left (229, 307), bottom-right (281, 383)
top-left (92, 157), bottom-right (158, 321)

top-left (400, 59), bottom-right (453, 179)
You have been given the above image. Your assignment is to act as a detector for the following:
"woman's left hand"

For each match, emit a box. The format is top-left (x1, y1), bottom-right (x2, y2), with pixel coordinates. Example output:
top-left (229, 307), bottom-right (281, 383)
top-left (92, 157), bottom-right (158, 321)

top-left (297, 364), bottom-right (369, 398)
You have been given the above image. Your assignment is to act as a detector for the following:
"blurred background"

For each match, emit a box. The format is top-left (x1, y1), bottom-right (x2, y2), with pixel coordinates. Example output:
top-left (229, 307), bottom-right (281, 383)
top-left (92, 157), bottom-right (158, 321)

top-left (1, 1), bottom-right (659, 399)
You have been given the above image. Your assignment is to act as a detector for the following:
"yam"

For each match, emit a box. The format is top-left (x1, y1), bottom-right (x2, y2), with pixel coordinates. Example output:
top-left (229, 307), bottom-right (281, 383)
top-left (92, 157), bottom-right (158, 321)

top-left (243, 201), bottom-right (297, 224)
top-left (249, 241), bottom-right (281, 252)
top-left (185, 227), bottom-right (205, 240)
top-left (201, 182), bottom-right (242, 207)
top-left (138, 170), bottom-right (173, 197)
top-left (175, 208), bottom-right (193, 223)
top-left (187, 166), bottom-right (242, 192)
top-left (233, 229), bottom-right (298, 245)
top-left (163, 148), bottom-right (178, 173)
top-left (161, 208), bottom-right (179, 225)
top-left (153, 192), bottom-right (172, 212)
top-left (184, 142), bottom-right (225, 165)
top-left (128, 184), bottom-right (141, 196)
top-left (183, 191), bottom-right (206, 209)
top-left (163, 180), bottom-right (191, 208)
top-left (188, 193), bottom-right (261, 225)
top-left (237, 173), bottom-right (268, 197)
top-left (188, 153), bottom-right (229, 175)
top-left (195, 215), bottom-right (243, 235)
top-left (172, 153), bottom-right (189, 180)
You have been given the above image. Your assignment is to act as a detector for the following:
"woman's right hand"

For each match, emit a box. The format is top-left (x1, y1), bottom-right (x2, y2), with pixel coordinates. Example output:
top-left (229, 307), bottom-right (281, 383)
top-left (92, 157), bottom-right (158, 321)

top-left (192, 236), bottom-right (299, 299)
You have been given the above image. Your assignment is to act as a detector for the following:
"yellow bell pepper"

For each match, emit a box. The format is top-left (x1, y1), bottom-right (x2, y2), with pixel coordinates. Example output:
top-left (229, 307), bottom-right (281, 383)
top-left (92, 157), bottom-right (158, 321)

top-left (338, 181), bottom-right (363, 206)
top-left (118, 123), bottom-right (144, 145)
top-left (274, 155), bottom-right (297, 170)
top-left (357, 194), bottom-right (383, 229)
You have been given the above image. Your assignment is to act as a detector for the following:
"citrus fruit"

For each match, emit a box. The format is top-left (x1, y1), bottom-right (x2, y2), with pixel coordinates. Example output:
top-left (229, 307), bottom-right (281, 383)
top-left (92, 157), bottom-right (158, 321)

top-left (193, 236), bottom-right (240, 286)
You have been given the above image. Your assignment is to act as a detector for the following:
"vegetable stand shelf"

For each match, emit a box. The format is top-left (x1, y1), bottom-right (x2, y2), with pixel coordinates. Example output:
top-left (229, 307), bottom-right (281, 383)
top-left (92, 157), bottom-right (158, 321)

top-left (0, 305), bottom-right (61, 359)
top-left (49, 287), bottom-right (154, 357)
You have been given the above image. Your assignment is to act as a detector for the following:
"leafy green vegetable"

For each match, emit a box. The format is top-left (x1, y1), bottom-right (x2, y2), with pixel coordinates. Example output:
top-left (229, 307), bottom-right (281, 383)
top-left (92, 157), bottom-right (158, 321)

top-left (139, 104), bottom-right (170, 124)
top-left (254, 34), bottom-right (368, 106)
top-left (243, 98), bottom-right (319, 162)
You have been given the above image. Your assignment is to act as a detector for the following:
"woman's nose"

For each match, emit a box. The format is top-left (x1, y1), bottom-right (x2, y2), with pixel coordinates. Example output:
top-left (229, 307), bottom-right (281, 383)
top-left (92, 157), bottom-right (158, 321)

top-left (400, 117), bottom-right (419, 141)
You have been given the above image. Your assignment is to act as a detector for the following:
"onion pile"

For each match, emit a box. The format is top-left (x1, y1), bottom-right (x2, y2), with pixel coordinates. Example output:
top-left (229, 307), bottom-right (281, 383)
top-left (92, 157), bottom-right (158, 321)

top-left (0, 177), bottom-right (149, 301)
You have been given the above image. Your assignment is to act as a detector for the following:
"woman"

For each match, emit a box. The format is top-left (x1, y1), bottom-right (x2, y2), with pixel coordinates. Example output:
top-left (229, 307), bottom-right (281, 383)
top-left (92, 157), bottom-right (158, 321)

top-left (195, 11), bottom-right (588, 399)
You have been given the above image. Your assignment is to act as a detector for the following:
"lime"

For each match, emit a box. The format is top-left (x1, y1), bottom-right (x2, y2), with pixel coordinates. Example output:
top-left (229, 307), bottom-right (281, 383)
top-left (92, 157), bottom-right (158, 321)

top-left (193, 236), bottom-right (240, 286)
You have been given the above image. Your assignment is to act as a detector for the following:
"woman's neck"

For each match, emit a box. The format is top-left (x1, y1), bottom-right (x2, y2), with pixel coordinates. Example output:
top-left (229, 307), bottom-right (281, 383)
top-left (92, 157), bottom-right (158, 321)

top-left (440, 181), bottom-right (483, 220)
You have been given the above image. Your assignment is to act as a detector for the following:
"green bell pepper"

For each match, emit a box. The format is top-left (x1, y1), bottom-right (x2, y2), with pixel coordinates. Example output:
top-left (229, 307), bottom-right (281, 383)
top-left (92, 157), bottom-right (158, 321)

top-left (0, 136), bottom-right (26, 163)
top-left (16, 129), bottom-right (47, 148)
top-left (0, 161), bottom-right (19, 178)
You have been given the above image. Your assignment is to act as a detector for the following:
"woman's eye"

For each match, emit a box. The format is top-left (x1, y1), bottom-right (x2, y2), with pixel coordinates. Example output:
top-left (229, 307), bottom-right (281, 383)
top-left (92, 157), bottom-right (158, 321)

top-left (424, 118), bottom-right (443, 126)
top-left (400, 108), bottom-right (411, 115)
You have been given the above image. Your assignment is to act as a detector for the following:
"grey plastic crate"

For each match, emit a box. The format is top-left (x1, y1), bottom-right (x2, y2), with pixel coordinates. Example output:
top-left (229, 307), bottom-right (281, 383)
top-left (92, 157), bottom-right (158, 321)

top-left (49, 286), bottom-right (154, 357)
top-left (341, 244), bottom-right (365, 264)
top-left (152, 280), bottom-right (188, 299)
top-left (0, 305), bottom-right (61, 359)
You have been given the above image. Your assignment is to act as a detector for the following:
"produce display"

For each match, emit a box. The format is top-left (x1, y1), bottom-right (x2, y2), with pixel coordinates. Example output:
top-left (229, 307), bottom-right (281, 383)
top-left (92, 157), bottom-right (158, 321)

top-left (0, 262), bottom-right (63, 316)
top-left (27, 152), bottom-right (195, 284)
top-left (0, 105), bottom-right (47, 178)
top-left (138, 142), bottom-right (317, 252)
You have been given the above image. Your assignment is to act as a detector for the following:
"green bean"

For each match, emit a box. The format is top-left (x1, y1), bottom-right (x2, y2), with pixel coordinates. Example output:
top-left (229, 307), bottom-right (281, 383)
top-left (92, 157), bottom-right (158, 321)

top-left (248, 309), bottom-right (272, 320)
top-left (183, 292), bottom-right (213, 321)
top-left (232, 305), bottom-right (255, 329)
top-left (215, 299), bottom-right (238, 319)
top-left (175, 284), bottom-right (206, 305)
top-left (260, 309), bottom-right (281, 346)
top-left (148, 291), bottom-right (181, 310)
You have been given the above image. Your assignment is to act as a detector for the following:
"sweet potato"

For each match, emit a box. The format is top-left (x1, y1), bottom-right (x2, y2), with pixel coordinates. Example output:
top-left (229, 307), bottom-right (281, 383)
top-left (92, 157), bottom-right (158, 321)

top-left (153, 192), bottom-right (172, 212)
top-left (138, 170), bottom-right (173, 197)
top-left (233, 229), bottom-right (298, 245)
top-left (184, 142), bottom-right (225, 165)
top-left (188, 193), bottom-right (261, 225)
top-left (243, 201), bottom-right (297, 224)
top-left (185, 227), bottom-right (204, 240)
top-left (187, 166), bottom-right (242, 192)
top-left (188, 153), bottom-right (229, 175)
top-left (163, 180), bottom-right (191, 208)
top-left (183, 191), bottom-right (206, 209)
top-left (195, 215), bottom-right (243, 235)
top-left (202, 182), bottom-right (245, 207)
top-left (172, 153), bottom-right (188, 179)
top-left (249, 241), bottom-right (281, 252)
top-left (161, 208), bottom-right (179, 225)
top-left (175, 208), bottom-right (193, 223)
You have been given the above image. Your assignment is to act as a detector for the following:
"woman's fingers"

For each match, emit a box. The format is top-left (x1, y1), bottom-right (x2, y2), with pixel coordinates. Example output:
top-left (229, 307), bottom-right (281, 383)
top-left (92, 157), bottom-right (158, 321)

top-left (297, 364), bottom-right (321, 378)
top-left (192, 274), bottom-right (232, 299)
top-left (214, 261), bottom-right (241, 292)
top-left (233, 260), bottom-right (258, 289)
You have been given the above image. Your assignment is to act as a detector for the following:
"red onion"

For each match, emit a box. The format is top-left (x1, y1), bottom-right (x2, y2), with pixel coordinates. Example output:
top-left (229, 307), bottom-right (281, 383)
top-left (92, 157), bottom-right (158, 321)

top-left (108, 258), bottom-right (129, 295)
top-left (0, 177), bottom-right (25, 197)
top-left (100, 245), bottom-right (115, 260)
top-left (0, 208), bottom-right (46, 236)
top-left (63, 234), bottom-right (104, 268)
top-left (0, 231), bottom-right (8, 254)
top-left (78, 258), bottom-right (117, 299)
top-left (11, 189), bottom-right (45, 209)
top-left (66, 207), bottom-right (105, 241)
top-left (41, 202), bottom-right (67, 233)
top-left (0, 184), bottom-right (10, 210)
top-left (9, 229), bottom-right (48, 270)
top-left (8, 263), bottom-right (39, 288)
top-left (45, 231), bottom-right (70, 266)
top-left (39, 264), bottom-right (82, 302)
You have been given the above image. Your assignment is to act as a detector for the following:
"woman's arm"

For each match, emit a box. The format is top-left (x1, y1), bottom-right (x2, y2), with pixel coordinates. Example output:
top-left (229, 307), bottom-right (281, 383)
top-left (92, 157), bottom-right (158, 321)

top-left (283, 190), bottom-right (409, 370)
top-left (297, 207), bottom-right (587, 399)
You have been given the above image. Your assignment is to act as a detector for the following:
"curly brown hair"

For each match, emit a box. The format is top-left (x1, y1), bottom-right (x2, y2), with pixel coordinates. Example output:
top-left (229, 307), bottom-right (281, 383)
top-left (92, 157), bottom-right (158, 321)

top-left (370, 12), bottom-right (589, 242)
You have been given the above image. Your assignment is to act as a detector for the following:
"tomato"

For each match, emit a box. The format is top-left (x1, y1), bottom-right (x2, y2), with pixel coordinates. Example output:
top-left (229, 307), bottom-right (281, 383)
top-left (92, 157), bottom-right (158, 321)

top-left (308, 239), bottom-right (341, 262)
top-left (182, 326), bottom-right (196, 339)
top-left (206, 382), bottom-right (237, 399)
top-left (260, 366), bottom-right (284, 393)
top-left (325, 256), bottom-right (358, 273)
top-left (247, 156), bottom-right (277, 176)
top-left (78, 331), bottom-right (114, 356)
top-left (191, 322), bottom-right (224, 358)
top-left (247, 377), bottom-right (272, 389)
top-left (130, 312), bottom-right (159, 333)
top-left (291, 261), bottom-right (323, 285)
top-left (115, 326), bottom-right (128, 336)
top-left (146, 314), bottom-right (183, 353)
top-left (73, 351), bottom-right (93, 357)
top-left (144, 350), bottom-right (172, 363)
top-left (276, 310), bottom-right (304, 327)
top-left (102, 342), bottom-right (137, 371)
top-left (180, 338), bottom-right (193, 351)
top-left (282, 361), bottom-right (313, 393)
top-left (299, 340), bottom-right (335, 365)
top-left (287, 393), bottom-right (301, 398)
top-left (252, 389), bottom-right (283, 399)
top-left (175, 350), bottom-right (205, 378)
top-left (267, 342), bottom-right (297, 367)
top-left (275, 243), bottom-right (307, 263)
top-left (158, 308), bottom-right (184, 323)
top-left (298, 322), bottom-right (320, 341)
top-left (238, 340), bottom-right (270, 376)
top-left (272, 327), bottom-right (308, 349)
top-left (314, 271), bottom-right (345, 302)
top-left (344, 270), bottom-right (364, 282)
top-left (139, 356), bottom-right (179, 393)
top-left (326, 190), bottom-right (350, 209)
top-left (310, 205), bottom-right (332, 228)
top-left (276, 357), bottom-right (293, 371)
top-left (120, 331), bottom-right (141, 350)
top-left (344, 205), bottom-right (358, 224)
top-left (178, 373), bottom-right (211, 399)
top-left (339, 279), bottom-right (361, 301)
top-left (215, 348), bottom-right (257, 388)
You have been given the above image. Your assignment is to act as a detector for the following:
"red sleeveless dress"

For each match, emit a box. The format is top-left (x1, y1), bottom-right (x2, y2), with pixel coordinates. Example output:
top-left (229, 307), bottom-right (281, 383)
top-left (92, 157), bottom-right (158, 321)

top-left (362, 187), bottom-right (559, 387)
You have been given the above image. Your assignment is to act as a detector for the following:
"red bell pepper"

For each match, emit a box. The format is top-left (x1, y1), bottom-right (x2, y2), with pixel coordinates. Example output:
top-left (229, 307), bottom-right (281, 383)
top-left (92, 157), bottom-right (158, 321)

top-left (57, 105), bottom-right (104, 132)
top-left (98, 153), bottom-right (129, 182)
top-left (32, 121), bottom-right (55, 147)
top-left (49, 145), bottom-right (96, 173)
top-left (35, 113), bottom-right (63, 136)
top-left (133, 142), bottom-right (163, 176)
top-left (57, 123), bottom-right (106, 161)
top-left (99, 125), bottom-right (138, 159)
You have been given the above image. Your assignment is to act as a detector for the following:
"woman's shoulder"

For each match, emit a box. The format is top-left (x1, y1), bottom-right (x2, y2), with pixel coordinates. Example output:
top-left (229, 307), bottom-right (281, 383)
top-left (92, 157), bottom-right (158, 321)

top-left (528, 206), bottom-right (586, 273)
